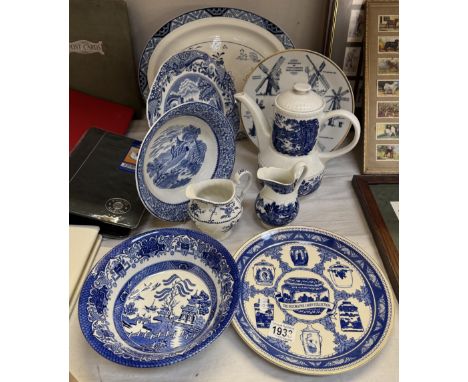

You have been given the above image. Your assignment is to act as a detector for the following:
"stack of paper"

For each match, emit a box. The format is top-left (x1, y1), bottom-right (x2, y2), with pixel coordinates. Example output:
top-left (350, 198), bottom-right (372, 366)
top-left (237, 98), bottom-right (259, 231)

top-left (69, 225), bottom-right (102, 316)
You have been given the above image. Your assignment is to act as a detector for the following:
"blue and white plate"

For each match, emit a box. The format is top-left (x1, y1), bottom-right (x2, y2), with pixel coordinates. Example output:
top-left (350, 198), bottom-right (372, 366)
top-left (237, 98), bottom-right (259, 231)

top-left (147, 50), bottom-right (239, 137)
top-left (232, 226), bottom-right (393, 375)
top-left (138, 7), bottom-right (294, 99)
top-left (78, 228), bottom-right (240, 368)
top-left (136, 102), bottom-right (235, 222)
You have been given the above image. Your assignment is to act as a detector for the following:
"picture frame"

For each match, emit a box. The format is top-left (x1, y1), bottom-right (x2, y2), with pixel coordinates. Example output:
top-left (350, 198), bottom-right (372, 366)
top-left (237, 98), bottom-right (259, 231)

top-left (324, 0), bottom-right (367, 117)
top-left (363, 0), bottom-right (399, 173)
top-left (352, 174), bottom-right (399, 299)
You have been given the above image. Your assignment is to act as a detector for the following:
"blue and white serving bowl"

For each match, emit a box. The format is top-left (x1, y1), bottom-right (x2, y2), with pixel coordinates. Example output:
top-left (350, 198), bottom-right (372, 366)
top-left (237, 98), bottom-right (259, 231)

top-left (78, 228), bottom-right (240, 368)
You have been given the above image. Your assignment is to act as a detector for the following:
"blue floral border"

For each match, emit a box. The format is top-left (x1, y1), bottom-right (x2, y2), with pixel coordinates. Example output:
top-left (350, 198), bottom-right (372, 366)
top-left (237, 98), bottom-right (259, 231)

top-left (78, 228), bottom-right (240, 368)
top-left (138, 7), bottom-right (295, 98)
top-left (234, 227), bottom-right (393, 373)
top-left (136, 102), bottom-right (235, 222)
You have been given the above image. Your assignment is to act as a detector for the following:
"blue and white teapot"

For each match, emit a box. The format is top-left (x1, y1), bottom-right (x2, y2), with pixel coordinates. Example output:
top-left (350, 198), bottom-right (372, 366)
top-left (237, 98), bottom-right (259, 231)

top-left (235, 83), bottom-right (361, 196)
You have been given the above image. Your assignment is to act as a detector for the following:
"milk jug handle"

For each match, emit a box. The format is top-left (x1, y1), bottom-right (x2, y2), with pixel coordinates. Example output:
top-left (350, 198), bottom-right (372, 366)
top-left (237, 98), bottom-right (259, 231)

top-left (293, 162), bottom-right (308, 193)
top-left (318, 109), bottom-right (361, 162)
top-left (233, 169), bottom-right (253, 201)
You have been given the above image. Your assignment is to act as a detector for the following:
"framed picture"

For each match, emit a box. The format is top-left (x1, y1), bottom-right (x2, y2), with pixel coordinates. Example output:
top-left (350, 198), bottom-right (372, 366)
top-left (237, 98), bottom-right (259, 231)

top-left (324, 0), bottom-right (367, 116)
top-left (363, 0), bottom-right (399, 173)
top-left (352, 174), bottom-right (399, 299)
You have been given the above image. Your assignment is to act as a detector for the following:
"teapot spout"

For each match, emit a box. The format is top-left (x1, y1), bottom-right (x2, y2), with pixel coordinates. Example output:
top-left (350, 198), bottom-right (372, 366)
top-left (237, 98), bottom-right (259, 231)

top-left (234, 92), bottom-right (271, 147)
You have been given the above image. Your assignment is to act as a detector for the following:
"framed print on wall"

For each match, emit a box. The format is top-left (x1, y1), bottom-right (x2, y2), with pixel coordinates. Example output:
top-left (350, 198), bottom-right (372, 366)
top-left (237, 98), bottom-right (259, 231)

top-left (352, 174), bottom-right (399, 299)
top-left (324, 0), bottom-right (367, 116)
top-left (363, 0), bottom-right (399, 173)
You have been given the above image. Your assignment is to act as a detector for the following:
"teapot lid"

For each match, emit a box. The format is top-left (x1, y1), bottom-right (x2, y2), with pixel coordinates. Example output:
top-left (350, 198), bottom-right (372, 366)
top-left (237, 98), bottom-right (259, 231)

top-left (275, 83), bottom-right (324, 114)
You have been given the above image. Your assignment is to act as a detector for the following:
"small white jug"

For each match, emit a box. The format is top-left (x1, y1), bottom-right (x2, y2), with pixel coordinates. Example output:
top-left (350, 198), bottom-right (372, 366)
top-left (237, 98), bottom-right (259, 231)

top-left (186, 169), bottom-right (252, 240)
top-left (255, 162), bottom-right (307, 227)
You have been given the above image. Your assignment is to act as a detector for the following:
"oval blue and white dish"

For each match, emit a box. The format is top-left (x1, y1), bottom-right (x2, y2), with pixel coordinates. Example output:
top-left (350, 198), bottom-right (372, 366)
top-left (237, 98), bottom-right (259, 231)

top-left (78, 228), bottom-right (240, 368)
top-left (138, 7), bottom-right (294, 98)
top-left (232, 226), bottom-right (393, 375)
top-left (136, 102), bottom-right (235, 222)
top-left (147, 50), bottom-right (239, 137)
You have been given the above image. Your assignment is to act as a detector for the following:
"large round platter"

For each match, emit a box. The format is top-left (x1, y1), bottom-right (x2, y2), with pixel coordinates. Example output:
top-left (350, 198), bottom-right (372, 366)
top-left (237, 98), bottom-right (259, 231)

top-left (147, 50), bottom-right (239, 137)
top-left (242, 49), bottom-right (355, 152)
top-left (136, 102), bottom-right (235, 222)
top-left (78, 228), bottom-right (240, 367)
top-left (139, 7), bottom-right (294, 98)
top-left (232, 226), bottom-right (393, 375)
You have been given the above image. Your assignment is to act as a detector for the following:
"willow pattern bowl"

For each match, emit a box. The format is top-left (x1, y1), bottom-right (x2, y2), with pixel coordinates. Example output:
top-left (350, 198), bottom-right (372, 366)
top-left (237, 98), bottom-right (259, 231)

top-left (78, 228), bottom-right (240, 367)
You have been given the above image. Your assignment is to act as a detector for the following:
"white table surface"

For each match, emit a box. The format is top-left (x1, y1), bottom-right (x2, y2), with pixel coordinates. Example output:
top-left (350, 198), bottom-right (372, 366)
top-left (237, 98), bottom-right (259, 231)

top-left (69, 121), bottom-right (399, 382)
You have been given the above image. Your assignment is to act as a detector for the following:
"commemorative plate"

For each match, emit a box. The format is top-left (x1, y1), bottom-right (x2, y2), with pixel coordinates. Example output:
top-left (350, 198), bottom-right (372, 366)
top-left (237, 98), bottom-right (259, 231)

top-left (136, 102), bottom-right (235, 222)
top-left (241, 49), bottom-right (355, 152)
top-left (139, 7), bottom-right (294, 98)
top-left (232, 226), bottom-right (393, 375)
top-left (78, 228), bottom-right (240, 368)
top-left (147, 50), bottom-right (239, 137)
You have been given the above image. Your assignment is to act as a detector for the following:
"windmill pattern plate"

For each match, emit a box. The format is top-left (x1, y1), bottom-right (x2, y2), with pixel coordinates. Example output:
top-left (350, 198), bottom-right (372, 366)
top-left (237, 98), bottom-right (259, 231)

top-left (78, 228), bottom-right (240, 368)
top-left (138, 7), bottom-right (294, 98)
top-left (232, 227), bottom-right (393, 375)
top-left (147, 50), bottom-right (239, 137)
top-left (242, 50), bottom-right (355, 152)
top-left (136, 102), bottom-right (235, 222)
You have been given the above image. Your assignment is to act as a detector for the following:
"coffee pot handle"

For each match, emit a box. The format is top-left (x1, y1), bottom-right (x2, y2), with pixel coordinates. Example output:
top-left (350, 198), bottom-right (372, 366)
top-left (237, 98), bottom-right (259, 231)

top-left (233, 169), bottom-right (253, 201)
top-left (318, 109), bottom-right (361, 162)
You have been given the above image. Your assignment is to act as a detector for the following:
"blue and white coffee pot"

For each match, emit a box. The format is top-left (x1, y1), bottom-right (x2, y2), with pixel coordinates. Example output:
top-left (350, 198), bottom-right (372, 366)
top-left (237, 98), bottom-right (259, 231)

top-left (235, 83), bottom-right (361, 196)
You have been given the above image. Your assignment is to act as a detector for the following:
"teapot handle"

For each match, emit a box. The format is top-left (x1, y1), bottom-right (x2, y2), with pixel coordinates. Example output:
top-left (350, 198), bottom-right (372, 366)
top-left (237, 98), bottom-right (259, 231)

top-left (318, 109), bottom-right (361, 163)
top-left (233, 169), bottom-right (253, 201)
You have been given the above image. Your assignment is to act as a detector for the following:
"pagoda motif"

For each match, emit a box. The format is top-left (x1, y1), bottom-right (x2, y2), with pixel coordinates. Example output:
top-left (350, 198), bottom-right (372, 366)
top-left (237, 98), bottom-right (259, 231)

top-left (176, 291), bottom-right (212, 326)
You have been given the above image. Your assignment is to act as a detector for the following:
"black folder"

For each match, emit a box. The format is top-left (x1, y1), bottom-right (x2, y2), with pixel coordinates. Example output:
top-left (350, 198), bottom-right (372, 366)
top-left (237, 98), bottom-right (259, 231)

top-left (69, 128), bottom-right (145, 237)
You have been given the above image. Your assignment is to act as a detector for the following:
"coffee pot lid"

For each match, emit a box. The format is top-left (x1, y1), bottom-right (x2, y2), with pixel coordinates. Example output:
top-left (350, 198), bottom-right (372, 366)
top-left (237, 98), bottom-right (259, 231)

top-left (275, 83), bottom-right (324, 114)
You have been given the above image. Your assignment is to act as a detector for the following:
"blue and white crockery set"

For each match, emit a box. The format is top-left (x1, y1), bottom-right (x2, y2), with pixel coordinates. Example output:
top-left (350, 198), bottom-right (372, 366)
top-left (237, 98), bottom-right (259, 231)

top-left (77, 7), bottom-right (393, 376)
